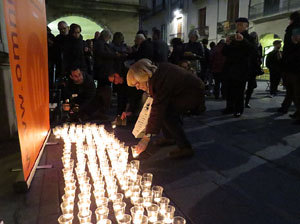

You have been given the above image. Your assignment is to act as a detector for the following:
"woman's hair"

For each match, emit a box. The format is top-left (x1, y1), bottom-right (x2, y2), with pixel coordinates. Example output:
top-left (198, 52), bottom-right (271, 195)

top-left (100, 29), bottom-right (112, 40)
top-left (112, 32), bottom-right (124, 44)
top-left (127, 59), bottom-right (157, 87)
top-left (188, 29), bottom-right (200, 40)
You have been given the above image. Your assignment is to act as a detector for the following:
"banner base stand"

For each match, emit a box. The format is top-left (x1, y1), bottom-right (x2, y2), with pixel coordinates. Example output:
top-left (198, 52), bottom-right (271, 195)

top-left (37, 165), bottom-right (53, 169)
top-left (46, 142), bottom-right (59, 146)
top-left (13, 171), bottom-right (28, 193)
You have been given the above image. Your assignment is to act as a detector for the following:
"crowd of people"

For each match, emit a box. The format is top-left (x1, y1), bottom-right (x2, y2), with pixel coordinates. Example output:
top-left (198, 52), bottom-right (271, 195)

top-left (47, 12), bottom-right (300, 158)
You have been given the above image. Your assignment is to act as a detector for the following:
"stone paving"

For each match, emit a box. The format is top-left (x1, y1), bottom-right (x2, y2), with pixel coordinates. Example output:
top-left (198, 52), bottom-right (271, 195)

top-left (1, 81), bottom-right (300, 224)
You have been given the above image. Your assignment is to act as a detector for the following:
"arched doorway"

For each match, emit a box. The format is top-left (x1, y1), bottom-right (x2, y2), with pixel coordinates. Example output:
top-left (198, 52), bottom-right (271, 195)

top-left (48, 16), bottom-right (103, 40)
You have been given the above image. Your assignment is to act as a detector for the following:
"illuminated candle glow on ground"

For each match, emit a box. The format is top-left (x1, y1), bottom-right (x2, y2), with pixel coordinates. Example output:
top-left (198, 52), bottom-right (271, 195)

top-left (53, 123), bottom-right (187, 224)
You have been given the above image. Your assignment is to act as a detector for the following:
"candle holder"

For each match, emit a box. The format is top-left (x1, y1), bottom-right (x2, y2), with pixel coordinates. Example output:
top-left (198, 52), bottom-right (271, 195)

top-left (95, 205), bottom-right (109, 221)
top-left (117, 214), bottom-right (132, 224)
top-left (78, 192), bottom-right (91, 202)
top-left (158, 197), bottom-right (170, 215)
top-left (113, 201), bottom-right (126, 220)
top-left (163, 205), bottom-right (175, 224)
top-left (131, 145), bottom-right (139, 158)
top-left (130, 160), bottom-right (140, 171)
top-left (112, 192), bottom-right (124, 203)
top-left (152, 186), bottom-right (163, 204)
top-left (146, 204), bottom-right (159, 223)
top-left (77, 199), bottom-right (91, 213)
top-left (58, 214), bottom-right (73, 224)
top-left (64, 185), bottom-right (76, 196)
top-left (77, 210), bottom-right (92, 223)
top-left (60, 201), bottom-right (74, 215)
top-left (142, 173), bottom-right (153, 183)
top-left (173, 216), bottom-right (186, 224)
top-left (96, 219), bottom-right (112, 224)
top-left (62, 193), bottom-right (75, 203)
top-left (130, 206), bottom-right (144, 224)
top-left (95, 196), bottom-right (109, 207)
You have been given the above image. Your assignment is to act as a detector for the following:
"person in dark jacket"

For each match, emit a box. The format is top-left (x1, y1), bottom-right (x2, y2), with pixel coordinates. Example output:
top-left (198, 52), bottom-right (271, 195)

top-left (152, 28), bottom-right (169, 63)
top-left (108, 72), bottom-right (144, 121)
top-left (169, 38), bottom-right (184, 65)
top-left (278, 11), bottom-right (300, 114)
top-left (110, 32), bottom-right (129, 77)
top-left (84, 39), bottom-right (94, 77)
top-left (222, 17), bottom-right (253, 117)
top-left (266, 40), bottom-right (282, 96)
top-left (62, 24), bottom-right (86, 75)
top-left (210, 39), bottom-right (226, 99)
top-left (127, 59), bottom-right (206, 159)
top-left (282, 28), bottom-right (300, 123)
top-left (245, 31), bottom-right (263, 108)
top-left (47, 26), bottom-right (56, 88)
top-left (183, 29), bottom-right (204, 78)
top-left (62, 68), bottom-right (96, 120)
top-left (54, 21), bottom-right (69, 78)
top-left (94, 30), bottom-right (120, 113)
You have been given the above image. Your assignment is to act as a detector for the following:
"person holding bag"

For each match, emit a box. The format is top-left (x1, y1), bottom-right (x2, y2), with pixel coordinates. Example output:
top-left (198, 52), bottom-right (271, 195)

top-left (127, 59), bottom-right (205, 159)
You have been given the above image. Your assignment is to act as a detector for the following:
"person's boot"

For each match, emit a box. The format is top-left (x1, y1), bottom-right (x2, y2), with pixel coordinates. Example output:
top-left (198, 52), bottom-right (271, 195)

top-left (277, 107), bottom-right (288, 114)
top-left (245, 94), bottom-right (251, 108)
top-left (169, 147), bottom-right (194, 159)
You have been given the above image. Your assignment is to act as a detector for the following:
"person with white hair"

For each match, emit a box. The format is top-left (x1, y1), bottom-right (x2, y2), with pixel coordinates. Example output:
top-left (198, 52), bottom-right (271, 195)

top-left (127, 59), bottom-right (206, 159)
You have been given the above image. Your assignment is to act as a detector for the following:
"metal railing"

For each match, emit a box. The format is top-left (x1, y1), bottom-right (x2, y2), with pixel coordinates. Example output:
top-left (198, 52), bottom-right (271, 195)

top-left (249, 0), bottom-right (300, 20)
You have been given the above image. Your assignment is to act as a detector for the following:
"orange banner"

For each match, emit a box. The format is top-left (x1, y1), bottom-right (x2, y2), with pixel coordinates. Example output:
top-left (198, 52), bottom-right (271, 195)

top-left (3, 0), bottom-right (49, 181)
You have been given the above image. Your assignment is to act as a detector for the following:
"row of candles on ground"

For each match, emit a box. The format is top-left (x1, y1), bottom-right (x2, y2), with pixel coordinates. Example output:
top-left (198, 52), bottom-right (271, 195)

top-left (55, 123), bottom-right (186, 224)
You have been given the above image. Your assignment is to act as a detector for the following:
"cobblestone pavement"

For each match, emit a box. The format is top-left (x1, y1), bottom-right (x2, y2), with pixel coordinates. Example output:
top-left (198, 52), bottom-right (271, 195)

top-left (1, 81), bottom-right (300, 224)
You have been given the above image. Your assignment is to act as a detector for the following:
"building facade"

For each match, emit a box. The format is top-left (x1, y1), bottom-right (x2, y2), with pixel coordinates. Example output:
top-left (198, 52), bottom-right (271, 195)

top-left (141, 0), bottom-right (250, 44)
top-left (141, 0), bottom-right (299, 44)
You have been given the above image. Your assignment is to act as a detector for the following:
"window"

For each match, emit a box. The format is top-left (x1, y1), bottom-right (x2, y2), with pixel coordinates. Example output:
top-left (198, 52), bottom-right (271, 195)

top-left (227, 0), bottom-right (239, 23)
top-left (264, 0), bottom-right (280, 16)
top-left (198, 8), bottom-right (206, 29)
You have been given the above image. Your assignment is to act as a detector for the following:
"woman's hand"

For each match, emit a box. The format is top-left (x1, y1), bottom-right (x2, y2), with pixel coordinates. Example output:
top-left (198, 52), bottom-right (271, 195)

top-left (121, 111), bottom-right (132, 120)
top-left (135, 136), bottom-right (150, 155)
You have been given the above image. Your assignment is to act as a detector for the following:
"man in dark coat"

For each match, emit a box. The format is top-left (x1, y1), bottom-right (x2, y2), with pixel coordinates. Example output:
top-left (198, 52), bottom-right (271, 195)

top-left (266, 40), bottom-right (282, 96)
top-left (222, 17), bottom-right (253, 117)
top-left (53, 21), bottom-right (69, 78)
top-left (62, 68), bottom-right (96, 120)
top-left (94, 30), bottom-right (120, 113)
top-left (127, 59), bottom-right (205, 159)
top-left (62, 24), bottom-right (86, 75)
top-left (152, 28), bottom-right (169, 63)
top-left (282, 27), bottom-right (300, 123)
top-left (278, 11), bottom-right (300, 115)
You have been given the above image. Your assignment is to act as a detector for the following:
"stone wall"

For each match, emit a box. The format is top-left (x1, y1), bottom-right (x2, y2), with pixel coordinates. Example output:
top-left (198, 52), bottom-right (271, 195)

top-left (46, 0), bottom-right (140, 45)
